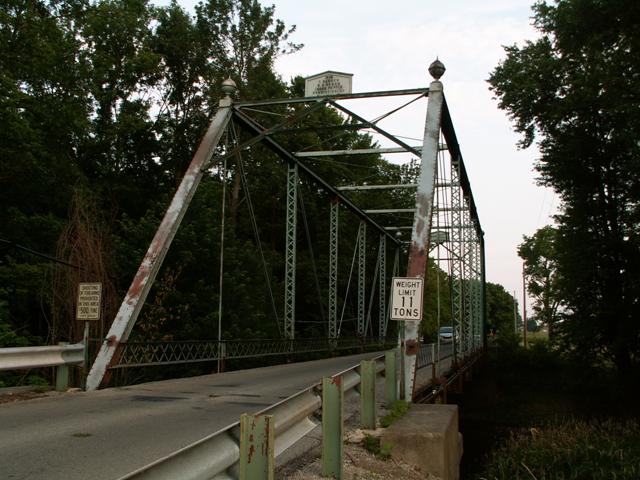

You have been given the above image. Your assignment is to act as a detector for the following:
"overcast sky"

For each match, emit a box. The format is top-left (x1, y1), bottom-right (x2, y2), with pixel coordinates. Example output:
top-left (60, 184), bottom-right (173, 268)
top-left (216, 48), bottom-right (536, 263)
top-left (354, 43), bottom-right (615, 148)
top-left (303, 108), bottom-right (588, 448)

top-left (169, 0), bottom-right (556, 312)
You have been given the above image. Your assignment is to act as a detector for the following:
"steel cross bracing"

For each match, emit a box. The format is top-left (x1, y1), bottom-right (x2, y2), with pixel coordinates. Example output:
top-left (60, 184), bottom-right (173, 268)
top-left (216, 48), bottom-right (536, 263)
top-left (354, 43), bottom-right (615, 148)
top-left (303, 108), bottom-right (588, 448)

top-left (86, 70), bottom-right (486, 393)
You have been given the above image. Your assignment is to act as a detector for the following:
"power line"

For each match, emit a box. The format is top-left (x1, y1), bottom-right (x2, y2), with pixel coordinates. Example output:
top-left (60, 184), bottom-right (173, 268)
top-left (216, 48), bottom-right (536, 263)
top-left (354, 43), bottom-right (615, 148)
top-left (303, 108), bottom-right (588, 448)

top-left (0, 238), bottom-right (82, 270)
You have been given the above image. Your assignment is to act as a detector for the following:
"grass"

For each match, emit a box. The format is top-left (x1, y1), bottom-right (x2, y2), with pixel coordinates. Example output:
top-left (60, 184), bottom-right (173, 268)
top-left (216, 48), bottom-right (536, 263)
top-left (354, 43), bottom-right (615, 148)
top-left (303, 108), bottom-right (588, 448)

top-left (477, 418), bottom-right (640, 480)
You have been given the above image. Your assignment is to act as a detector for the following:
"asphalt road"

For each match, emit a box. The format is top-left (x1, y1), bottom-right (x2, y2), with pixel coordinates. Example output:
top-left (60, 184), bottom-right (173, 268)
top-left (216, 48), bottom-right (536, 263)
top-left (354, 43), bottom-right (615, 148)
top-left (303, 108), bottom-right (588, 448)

top-left (0, 352), bottom-right (381, 480)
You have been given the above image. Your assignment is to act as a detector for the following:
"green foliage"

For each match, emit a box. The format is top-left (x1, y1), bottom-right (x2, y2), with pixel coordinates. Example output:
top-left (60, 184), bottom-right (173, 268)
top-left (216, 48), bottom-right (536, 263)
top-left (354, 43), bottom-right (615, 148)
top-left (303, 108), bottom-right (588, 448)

top-left (380, 400), bottom-right (410, 428)
top-left (518, 226), bottom-right (561, 339)
top-left (361, 434), bottom-right (392, 460)
top-left (477, 418), bottom-right (640, 480)
top-left (485, 282), bottom-right (519, 337)
top-left (0, 0), bottom-right (301, 352)
top-left (489, 0), bottom-right (640, 373)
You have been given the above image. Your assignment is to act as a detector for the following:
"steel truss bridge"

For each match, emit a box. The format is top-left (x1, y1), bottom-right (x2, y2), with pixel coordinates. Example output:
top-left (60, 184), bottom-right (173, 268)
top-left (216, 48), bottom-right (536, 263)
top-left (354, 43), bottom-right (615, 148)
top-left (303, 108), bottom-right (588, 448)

top-left (85, 60), bottom-right (486, 400)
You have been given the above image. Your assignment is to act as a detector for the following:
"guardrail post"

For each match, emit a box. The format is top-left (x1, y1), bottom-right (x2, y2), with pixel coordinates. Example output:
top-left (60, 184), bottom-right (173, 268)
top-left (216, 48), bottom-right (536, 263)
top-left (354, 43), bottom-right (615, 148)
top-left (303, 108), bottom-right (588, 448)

top-left (322, 376), bottom-right (343, 478)
top-left (360, 360), bottom-right (376, 429)
top-left (239, 413), bottom-right (274, 480)
top-left (384, 350), bottom-right (398, 404)
top-left (55, 342), bottom-right (69, 392)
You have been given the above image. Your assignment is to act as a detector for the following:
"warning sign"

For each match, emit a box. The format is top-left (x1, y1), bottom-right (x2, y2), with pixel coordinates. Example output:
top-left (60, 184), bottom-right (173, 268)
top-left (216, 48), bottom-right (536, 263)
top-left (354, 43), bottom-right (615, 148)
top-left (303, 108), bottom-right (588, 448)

top-left (76, 283), bottom-right (102, 321)
top-left (390, 277), bottom-right (423, 321)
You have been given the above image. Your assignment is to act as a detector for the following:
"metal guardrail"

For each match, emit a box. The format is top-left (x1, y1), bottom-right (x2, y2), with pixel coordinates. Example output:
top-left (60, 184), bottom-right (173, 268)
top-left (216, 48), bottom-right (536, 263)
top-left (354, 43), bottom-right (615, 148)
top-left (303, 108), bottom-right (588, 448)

top-left (116, 342), bottom-right (466, 479)
top-left (118, 353), bottom-right (388, 480)
top-left (0, 343), bottom-right (85, 371)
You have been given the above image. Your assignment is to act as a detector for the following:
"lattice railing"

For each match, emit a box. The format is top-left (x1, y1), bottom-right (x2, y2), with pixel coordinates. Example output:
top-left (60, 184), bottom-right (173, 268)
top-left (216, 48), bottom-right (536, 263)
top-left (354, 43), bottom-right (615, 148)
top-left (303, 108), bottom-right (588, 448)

top-left (110, 337), bottom-right (394, 369)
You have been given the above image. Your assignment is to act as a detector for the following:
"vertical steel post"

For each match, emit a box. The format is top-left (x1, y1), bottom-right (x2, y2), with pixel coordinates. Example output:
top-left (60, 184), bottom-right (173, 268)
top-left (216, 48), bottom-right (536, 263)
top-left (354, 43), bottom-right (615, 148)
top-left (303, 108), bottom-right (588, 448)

top-left (463, 209), bottom-right (473, 357)
top-left (450, 162), bottom-right (463, 365)
top-left (480, 231), bottom-right (487, 348)
top-left (56, 342), bottom-right (69, 392)
top-left (329, 199), bottom-right (339, 340)
top-left (322, 376), bottom-right (344, 478)
top-left (378, 235), bottom-right (387, 341)
top-left (402, 61), bottom-right (445, 401)
top-left (86, 87), bottom-right (234, 391)
top-left (474, 233), bottom-right (482, 351)
top-left (284, 163), bottom-right (298, 340)
top-left (385, 350), bottom-right (398, 404)
top-left (469, 229), bottom-right (476, 353)
top-left (385, 248), bottom-right (400, 341)
top-left (239, 413), bottom-right (274, 480)
top-left (360, 359), bottom-right (376, 429)
top-left (357, 222), bottom-right (366, 337)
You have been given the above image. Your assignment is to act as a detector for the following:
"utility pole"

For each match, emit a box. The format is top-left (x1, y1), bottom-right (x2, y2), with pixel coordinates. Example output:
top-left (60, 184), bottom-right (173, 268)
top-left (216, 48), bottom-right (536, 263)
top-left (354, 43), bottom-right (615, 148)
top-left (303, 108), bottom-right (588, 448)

top-left (522, 264), bottom-right (528, 349)
top-left (513, 290), bottom-right (517, 335)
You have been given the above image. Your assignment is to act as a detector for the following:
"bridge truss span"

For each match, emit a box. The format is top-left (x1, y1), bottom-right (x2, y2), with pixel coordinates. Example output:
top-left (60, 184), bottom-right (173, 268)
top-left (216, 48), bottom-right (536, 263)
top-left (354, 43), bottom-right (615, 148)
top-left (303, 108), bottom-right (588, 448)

top-left (86, 61), bottom-right (486, 396)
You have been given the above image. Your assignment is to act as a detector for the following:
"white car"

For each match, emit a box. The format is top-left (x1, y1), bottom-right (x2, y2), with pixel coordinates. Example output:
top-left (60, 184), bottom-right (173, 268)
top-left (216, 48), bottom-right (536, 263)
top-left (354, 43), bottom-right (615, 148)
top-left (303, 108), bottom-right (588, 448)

top-left (439, 326), bottom-right (454, 343)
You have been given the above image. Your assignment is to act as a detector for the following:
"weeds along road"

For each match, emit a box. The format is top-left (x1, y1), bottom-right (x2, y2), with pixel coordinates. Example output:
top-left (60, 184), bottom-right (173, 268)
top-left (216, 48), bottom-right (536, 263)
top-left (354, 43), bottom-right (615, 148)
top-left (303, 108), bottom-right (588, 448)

top-left (0, 352), bottom-right (380, 480)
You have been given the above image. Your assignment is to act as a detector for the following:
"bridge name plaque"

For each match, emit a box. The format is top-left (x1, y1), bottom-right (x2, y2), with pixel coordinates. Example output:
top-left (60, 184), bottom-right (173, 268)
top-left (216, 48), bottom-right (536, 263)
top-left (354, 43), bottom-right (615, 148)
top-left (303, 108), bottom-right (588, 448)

top-left (390, 277), bottom-right (423, 321)
top-left (304, 71), bottom-right (353, 97)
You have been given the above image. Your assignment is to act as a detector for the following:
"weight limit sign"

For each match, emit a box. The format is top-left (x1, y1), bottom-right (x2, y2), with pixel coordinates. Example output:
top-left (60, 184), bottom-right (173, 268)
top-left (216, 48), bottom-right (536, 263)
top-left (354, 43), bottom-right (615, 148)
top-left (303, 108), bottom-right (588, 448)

top-left (390, 277), bottom-right (423, 321)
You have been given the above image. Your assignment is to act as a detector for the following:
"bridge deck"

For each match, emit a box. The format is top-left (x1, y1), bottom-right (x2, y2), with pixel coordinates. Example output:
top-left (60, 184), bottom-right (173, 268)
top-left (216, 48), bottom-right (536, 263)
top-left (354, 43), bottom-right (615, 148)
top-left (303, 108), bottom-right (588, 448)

top-left (0, 352), bottom-right (381, 480)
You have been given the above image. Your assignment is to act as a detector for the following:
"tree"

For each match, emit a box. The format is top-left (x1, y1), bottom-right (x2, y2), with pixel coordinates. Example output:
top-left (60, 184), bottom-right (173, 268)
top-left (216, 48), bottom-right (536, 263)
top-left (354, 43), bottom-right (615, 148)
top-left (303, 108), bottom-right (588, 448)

top-left (518, 226), bottom-right (562, 338)
top-left (485, 282), bottom-right (519, 336)
top-left (489, 0), bottom-right (640, 372)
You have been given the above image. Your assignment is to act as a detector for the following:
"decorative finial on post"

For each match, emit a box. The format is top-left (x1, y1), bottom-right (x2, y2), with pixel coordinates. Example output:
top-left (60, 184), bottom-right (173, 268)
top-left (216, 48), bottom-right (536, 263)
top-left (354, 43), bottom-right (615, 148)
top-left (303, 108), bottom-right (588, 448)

top-left (428, 58), bottom-right (446, 81)
top-left (221, 77), bottom-right (238, 98)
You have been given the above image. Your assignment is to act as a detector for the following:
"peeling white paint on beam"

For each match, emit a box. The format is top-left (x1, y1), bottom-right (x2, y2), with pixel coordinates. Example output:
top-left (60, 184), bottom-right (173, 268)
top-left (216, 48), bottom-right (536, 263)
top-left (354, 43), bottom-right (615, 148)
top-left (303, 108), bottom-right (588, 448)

top-left (401, 79), bottom-right (444, 401)
top-left (86, 99), bottom-right (233, 391)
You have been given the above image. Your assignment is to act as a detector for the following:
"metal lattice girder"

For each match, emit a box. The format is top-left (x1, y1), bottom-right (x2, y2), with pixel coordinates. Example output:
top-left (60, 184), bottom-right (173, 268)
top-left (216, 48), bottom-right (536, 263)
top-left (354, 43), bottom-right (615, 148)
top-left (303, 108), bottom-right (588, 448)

top-left (385, 247), bottom-right (400, 333)
top-left (357, 222), bottom-right (366, 336)
top-left (478, 233), bottom-right (487, 347)
top-left (474, 236), bottom-right (482, 350)
top-left (450, 163), bottom-right (464, 362)
top-left (86, 96), bottom-right (233, 391)
top-left (463, 206), bottom-right (474, 356)
top-left (284, 163), bottom-right (298, 340)
top-left (329, 200), bottom-right (339, 340)
top-left (378, 235), bottom-right (387, 340)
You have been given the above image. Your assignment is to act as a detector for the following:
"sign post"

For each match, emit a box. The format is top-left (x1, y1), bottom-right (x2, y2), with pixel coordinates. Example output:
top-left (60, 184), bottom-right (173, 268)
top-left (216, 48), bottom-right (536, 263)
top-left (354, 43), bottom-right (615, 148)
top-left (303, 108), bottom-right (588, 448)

top-left (391, 276), bottom-right (423, 401)
top-left (76, 282), bottom-right (102, 390)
